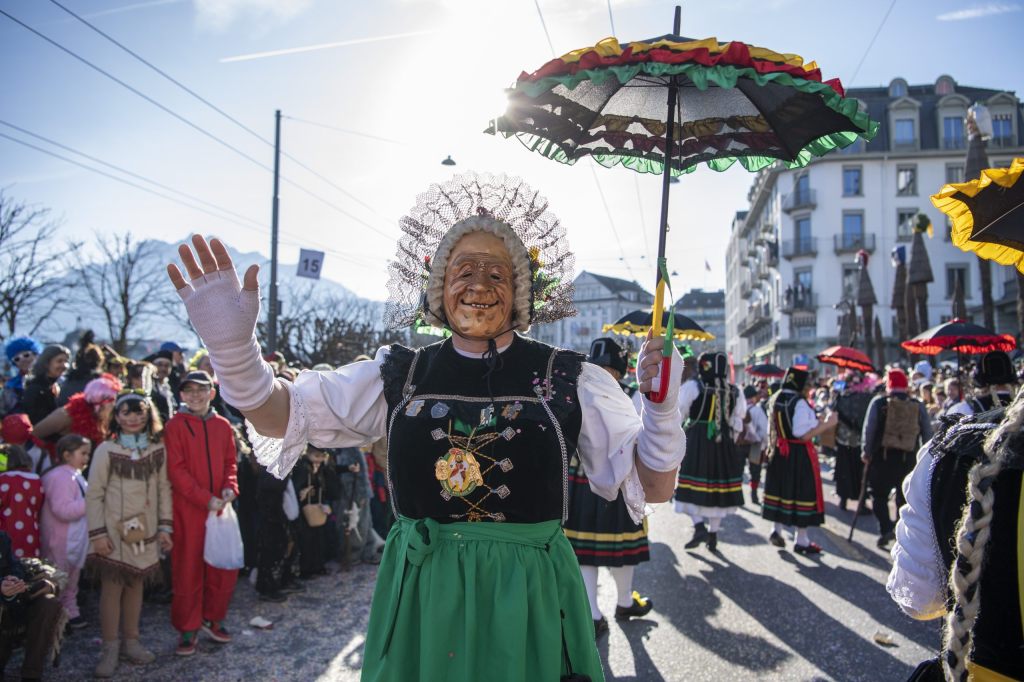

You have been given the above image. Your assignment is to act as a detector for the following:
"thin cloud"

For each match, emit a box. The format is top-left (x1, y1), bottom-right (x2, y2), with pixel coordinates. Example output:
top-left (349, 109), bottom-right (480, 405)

top-left (220, 29), bottom-right (436, 63)
top-left (82, 0), bottom-right (186, 19)
top-left (194, 0), bottom-right (312, 31)
top-left (936, 3), bottom-right (1021, 20)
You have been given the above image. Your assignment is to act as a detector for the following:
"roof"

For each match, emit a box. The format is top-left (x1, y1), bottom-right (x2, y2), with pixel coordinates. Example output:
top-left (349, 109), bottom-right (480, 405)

top-left (848, 81), bottom-right (1022, 152)
top-left (676, 289), bottom-right (725, 309)
top-left (579, 271), bottom-right (653, 298)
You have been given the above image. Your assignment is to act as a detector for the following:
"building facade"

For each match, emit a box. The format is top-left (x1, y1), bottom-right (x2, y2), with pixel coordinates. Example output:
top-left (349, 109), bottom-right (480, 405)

top-left (530, 271), bottom-right (654, 352)
top-left (726, 75), bottom-right (1023, 377)
top-left (675, 288), bottom-right (726, 352)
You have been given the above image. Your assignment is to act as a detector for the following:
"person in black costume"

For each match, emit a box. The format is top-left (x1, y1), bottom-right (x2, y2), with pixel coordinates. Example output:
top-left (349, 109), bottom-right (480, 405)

top-left (292, 445), bottom-right (340, 578)
top-left (967, 350), bottom-right (1019, 414)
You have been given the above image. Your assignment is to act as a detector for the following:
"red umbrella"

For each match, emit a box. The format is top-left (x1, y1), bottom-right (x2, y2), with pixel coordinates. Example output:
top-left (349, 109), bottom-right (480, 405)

top-left (817, 345), bottom-right (875, 372)
top-left (900, 318), bottom-right (1016, 355)
top-left (747, 363), bottom-right (785, 378)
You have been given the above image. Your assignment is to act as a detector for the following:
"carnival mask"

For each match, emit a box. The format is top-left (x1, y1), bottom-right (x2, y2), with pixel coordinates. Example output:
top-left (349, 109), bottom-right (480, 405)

top-left (442, 231), bottom-right (515, 341)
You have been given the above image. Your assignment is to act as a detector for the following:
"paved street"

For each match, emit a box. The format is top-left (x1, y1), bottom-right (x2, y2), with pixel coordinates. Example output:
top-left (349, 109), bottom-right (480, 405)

top-left (37, 464), bottom-right (936, 681)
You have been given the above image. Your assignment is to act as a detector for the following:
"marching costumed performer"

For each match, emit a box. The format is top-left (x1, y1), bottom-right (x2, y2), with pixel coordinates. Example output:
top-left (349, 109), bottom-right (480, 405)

top-left (888, 387), bottom-right (1024, 681)
top-left (166, 173), bottom-right (685, 682)
top-left (761, 367), bottom-right (836, 554)
top-left (675, 352), bottom-right (746, 551)
top-left (565, 337), bottom-right (654, 638)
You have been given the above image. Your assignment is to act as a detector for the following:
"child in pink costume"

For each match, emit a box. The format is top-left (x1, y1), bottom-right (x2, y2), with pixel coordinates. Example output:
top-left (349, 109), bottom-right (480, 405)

top-left (40, 434), bottom-right (91, 625)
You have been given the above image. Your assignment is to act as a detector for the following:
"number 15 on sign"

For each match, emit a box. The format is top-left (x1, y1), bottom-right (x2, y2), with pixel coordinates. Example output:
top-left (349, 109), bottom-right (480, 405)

top-left (297, 249), bottom-right (325, 280)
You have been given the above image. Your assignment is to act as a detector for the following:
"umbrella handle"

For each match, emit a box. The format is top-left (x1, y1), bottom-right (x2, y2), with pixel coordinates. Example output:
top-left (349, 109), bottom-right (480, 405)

top-left (647, 277), bottom-right (671, 403)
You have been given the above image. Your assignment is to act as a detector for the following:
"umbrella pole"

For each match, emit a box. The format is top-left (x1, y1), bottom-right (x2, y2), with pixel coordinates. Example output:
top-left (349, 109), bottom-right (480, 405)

top-left (652, 5), bottom-right (682, 333)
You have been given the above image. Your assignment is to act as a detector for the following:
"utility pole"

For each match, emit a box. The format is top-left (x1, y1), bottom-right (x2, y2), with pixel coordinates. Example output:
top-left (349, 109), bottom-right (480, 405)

top-left (269, 109), bottom-right (281, 352)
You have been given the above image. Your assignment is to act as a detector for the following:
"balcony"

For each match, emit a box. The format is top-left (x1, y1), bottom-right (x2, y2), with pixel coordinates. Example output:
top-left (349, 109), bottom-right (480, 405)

top-left (739, 303), bottom-right (772, 338)
top-left (833, 233), bottom-right (876, 255)
top-left (740, 278), bottom-right (753, 299)
top-left (782, 238), bottom-right (817, 259)
top-left (757, 260), bottom-right (771, 280)
top-left (780, 292), bottom-right (818, 314)
top-left (781, 189), bottom-right (816, 213)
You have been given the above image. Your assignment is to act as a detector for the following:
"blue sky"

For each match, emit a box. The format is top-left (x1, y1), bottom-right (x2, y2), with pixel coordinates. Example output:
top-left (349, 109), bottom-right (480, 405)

top-left (2, 0), bottom-right (1022, 299)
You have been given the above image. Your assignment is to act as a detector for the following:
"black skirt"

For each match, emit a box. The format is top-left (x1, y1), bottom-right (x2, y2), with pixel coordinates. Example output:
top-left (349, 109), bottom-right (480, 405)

top-left (761, 439), bottom-right (825, 527)
top-left (674, 422), bottom-right (744, 509)
top-left (563, 463), bottom-right (649, 567)
top-left (833, 443), bottom-right (864, 501)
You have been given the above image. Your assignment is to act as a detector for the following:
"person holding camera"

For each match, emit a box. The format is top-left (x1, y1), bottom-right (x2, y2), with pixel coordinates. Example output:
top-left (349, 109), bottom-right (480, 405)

top-left (0, 530), bottom-right (64, 682)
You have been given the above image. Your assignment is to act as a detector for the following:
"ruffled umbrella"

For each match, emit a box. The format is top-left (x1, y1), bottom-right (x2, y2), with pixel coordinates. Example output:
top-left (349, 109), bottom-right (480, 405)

top-left (603, 309), bottom-right (714, 341)
top-left (817, 345), bottom-right (874, 373)
top-left (746, 363), bottom-right (785, 379)
top-left (487, 6), bottom-right (877, 400)
top-left (901, 319), bottom-right (1015, 355)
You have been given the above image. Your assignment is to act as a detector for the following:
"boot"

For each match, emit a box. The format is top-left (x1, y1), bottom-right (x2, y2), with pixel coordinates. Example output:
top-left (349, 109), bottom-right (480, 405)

top-left (94, 640), bottom-right (120, 678)
top-left (684, 522), bottom-right (708, 549)
top-left (707, 532), bottom-right (718, 552)
top-left (749, 485), bottom-right (760, 506)
top-left (121, 638), bottom-right (156, 664)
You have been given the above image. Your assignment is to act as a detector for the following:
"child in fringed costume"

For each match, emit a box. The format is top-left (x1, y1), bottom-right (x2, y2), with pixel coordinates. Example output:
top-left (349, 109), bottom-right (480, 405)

top-left (86, 391), bottom-right (173, 678)
top-left (761, 367), bottom-right (836, 554)
top-left (167, 173), bottom-right (687, 682)
top-left (564, 337), bottom-right (654, 638)
top-left (675, 352), bottom-right (746, 551)
top-left (889, 386), bottom-right (1024, 681)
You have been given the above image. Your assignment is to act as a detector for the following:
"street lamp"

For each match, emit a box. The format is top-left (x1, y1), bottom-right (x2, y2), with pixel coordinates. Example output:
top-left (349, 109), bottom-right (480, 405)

top-left (441, 155), bottom-right (456, 166)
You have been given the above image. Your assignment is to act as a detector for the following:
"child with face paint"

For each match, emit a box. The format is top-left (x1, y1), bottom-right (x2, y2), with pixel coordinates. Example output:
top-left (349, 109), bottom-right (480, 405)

top-left (167, 173), bottom-right (686, 682)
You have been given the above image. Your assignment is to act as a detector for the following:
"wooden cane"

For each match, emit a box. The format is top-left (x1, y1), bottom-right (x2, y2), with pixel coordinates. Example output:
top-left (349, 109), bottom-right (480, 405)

top-left (847, 457), bottom-right (872, 542)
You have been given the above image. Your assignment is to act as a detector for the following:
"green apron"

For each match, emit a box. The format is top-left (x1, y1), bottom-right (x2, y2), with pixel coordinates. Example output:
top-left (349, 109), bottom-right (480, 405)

top-left (361, 516), bottom-right (604, 681)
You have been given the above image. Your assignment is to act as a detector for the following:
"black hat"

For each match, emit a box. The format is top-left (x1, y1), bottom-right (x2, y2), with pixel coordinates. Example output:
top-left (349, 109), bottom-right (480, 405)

top-left (743, 385), bottom-right (758, 400)
top-left (180, 370), bottom-right (213, 389)
top-left (697, 352), bottom-right (728, 384)
top-left (973, 351), bottom-right (1016, 387)
top-left (588, 337), bottom-right (628, 376)
top-left (782, 367), bottom-right (809, 393)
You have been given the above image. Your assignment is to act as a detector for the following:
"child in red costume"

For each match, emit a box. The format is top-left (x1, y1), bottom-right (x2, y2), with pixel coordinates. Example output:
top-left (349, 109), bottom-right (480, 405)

top-left (0, 445), bottom-right (42, 559)
top-left (164, 371), bottom-right (239, 656)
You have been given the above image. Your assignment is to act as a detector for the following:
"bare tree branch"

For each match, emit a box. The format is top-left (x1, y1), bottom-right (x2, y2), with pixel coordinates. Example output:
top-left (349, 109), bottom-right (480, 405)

top-left (0, 189), bottom-right (74, 342)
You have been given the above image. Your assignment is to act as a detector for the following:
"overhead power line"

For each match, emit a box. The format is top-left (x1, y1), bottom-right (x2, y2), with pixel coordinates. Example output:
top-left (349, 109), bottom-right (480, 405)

top-left (607, 0), bottom-right (616, 36)
top-left (589, 163), bottom-right (637, 282)
top-left (849, 0), bottom-right (898, 85)
top-left (283, 116), bottom-right (404, 145)
top-left (3, 6), bottom-right (394, 241)
top-left (533, 0), bottom-right (557, 57)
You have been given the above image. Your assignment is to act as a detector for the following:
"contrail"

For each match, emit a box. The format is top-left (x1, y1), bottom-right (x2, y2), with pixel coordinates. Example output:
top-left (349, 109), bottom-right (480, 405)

top-left (220, 29), bottom-right (436, 63)
top-left (83, 0), bottom-right (185, 20)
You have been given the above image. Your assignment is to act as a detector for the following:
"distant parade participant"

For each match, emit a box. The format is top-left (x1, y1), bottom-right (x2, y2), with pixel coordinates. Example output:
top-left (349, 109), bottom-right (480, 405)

top-left (166, 173), bottom-right (686, 682)
top-left (762, 367), bottom-right (836, 554)
top-left (832, 373), bottom-right (875, 510)
top-left (861, 369), bottom-right (932, 549)
top-left (565, 337), bottom-right (654, 638)
top-left (967, 350), bottom-right (1019, 414)
top-left (888, 387), bottom-right (1024, 681)
top-left (675, 352), bottom-right (747, 551)
top-left (736, 385), bottom-right (767, 505)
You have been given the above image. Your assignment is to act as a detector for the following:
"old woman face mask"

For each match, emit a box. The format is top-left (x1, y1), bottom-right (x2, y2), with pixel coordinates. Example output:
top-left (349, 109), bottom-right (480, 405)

top-left (442, 231), bottom-right (515, 341)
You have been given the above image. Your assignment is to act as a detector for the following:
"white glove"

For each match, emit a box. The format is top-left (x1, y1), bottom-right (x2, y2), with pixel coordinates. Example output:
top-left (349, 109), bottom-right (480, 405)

top-left (636, 341), bottom-right (686, 472)
top-left (175, 267), bottom-right (275, 412)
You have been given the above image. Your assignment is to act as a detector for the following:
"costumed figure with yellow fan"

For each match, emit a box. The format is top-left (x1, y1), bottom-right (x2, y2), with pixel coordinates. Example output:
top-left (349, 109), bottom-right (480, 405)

top-left (674, 352), bottom-right (747, 552)
top-left (165, 173), bottom-right (686, 682)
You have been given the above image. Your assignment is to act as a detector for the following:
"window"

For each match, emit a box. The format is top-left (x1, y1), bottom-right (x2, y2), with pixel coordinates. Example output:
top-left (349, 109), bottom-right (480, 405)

top-left (943, 116), bottom-right (965, 149)
top-left (841, 264), bottom-right (859, 300)
top-left (897, 208), bottom-right (918, 241)
top-left (946, 264), bottom-right (970, 299)
top-left (890, 79), bottom-right (908, 98)
top-left (842, 167), bottom-right (862, 196)
top-left (897, 165), bottom-right (917, 196)
top-left (841, 212), bottom-right (864, 249)
top-left (794, 216), bottom-right (812, 253)
top-left (796, 325), bottom-right (817, 339)
top-left (894, 119), bottom-right (915, 146)
top-left (935, 77), bottom-right (955, 96)
top-left (946, 163), bottom-right (964, 184)
top-left (992, 114), bottom-right (1013, 146)
top-left (794, 174), bottom-right (811, 203)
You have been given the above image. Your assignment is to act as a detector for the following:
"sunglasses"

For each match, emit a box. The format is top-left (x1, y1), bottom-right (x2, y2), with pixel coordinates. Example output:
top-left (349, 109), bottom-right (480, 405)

top-left (12, 351), bottom-right (35, 362)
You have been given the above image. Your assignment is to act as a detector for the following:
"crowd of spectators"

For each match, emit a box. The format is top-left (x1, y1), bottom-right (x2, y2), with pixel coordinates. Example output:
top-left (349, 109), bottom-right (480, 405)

top-left (0, 333), bottom-right (388, 680)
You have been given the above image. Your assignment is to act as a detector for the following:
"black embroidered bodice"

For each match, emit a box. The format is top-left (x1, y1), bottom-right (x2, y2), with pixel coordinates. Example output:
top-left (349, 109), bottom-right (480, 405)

top-left (380, 334), bottom-right (584, 524)
top-left (687, 381), bottom-right (739, 423)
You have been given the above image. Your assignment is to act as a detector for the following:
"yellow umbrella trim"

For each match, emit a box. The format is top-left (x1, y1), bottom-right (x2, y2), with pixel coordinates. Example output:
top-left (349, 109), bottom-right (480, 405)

top-left (930, 157), bottom-right (1024, 275)
top-left (602, 321), bottom-right (716, 342)
top-left (556, 37), bottom-right (810, 71)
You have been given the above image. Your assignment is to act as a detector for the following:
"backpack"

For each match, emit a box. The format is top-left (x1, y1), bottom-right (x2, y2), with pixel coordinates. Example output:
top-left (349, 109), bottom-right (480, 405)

top-left (880, 397), bottom-right (921, 452)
